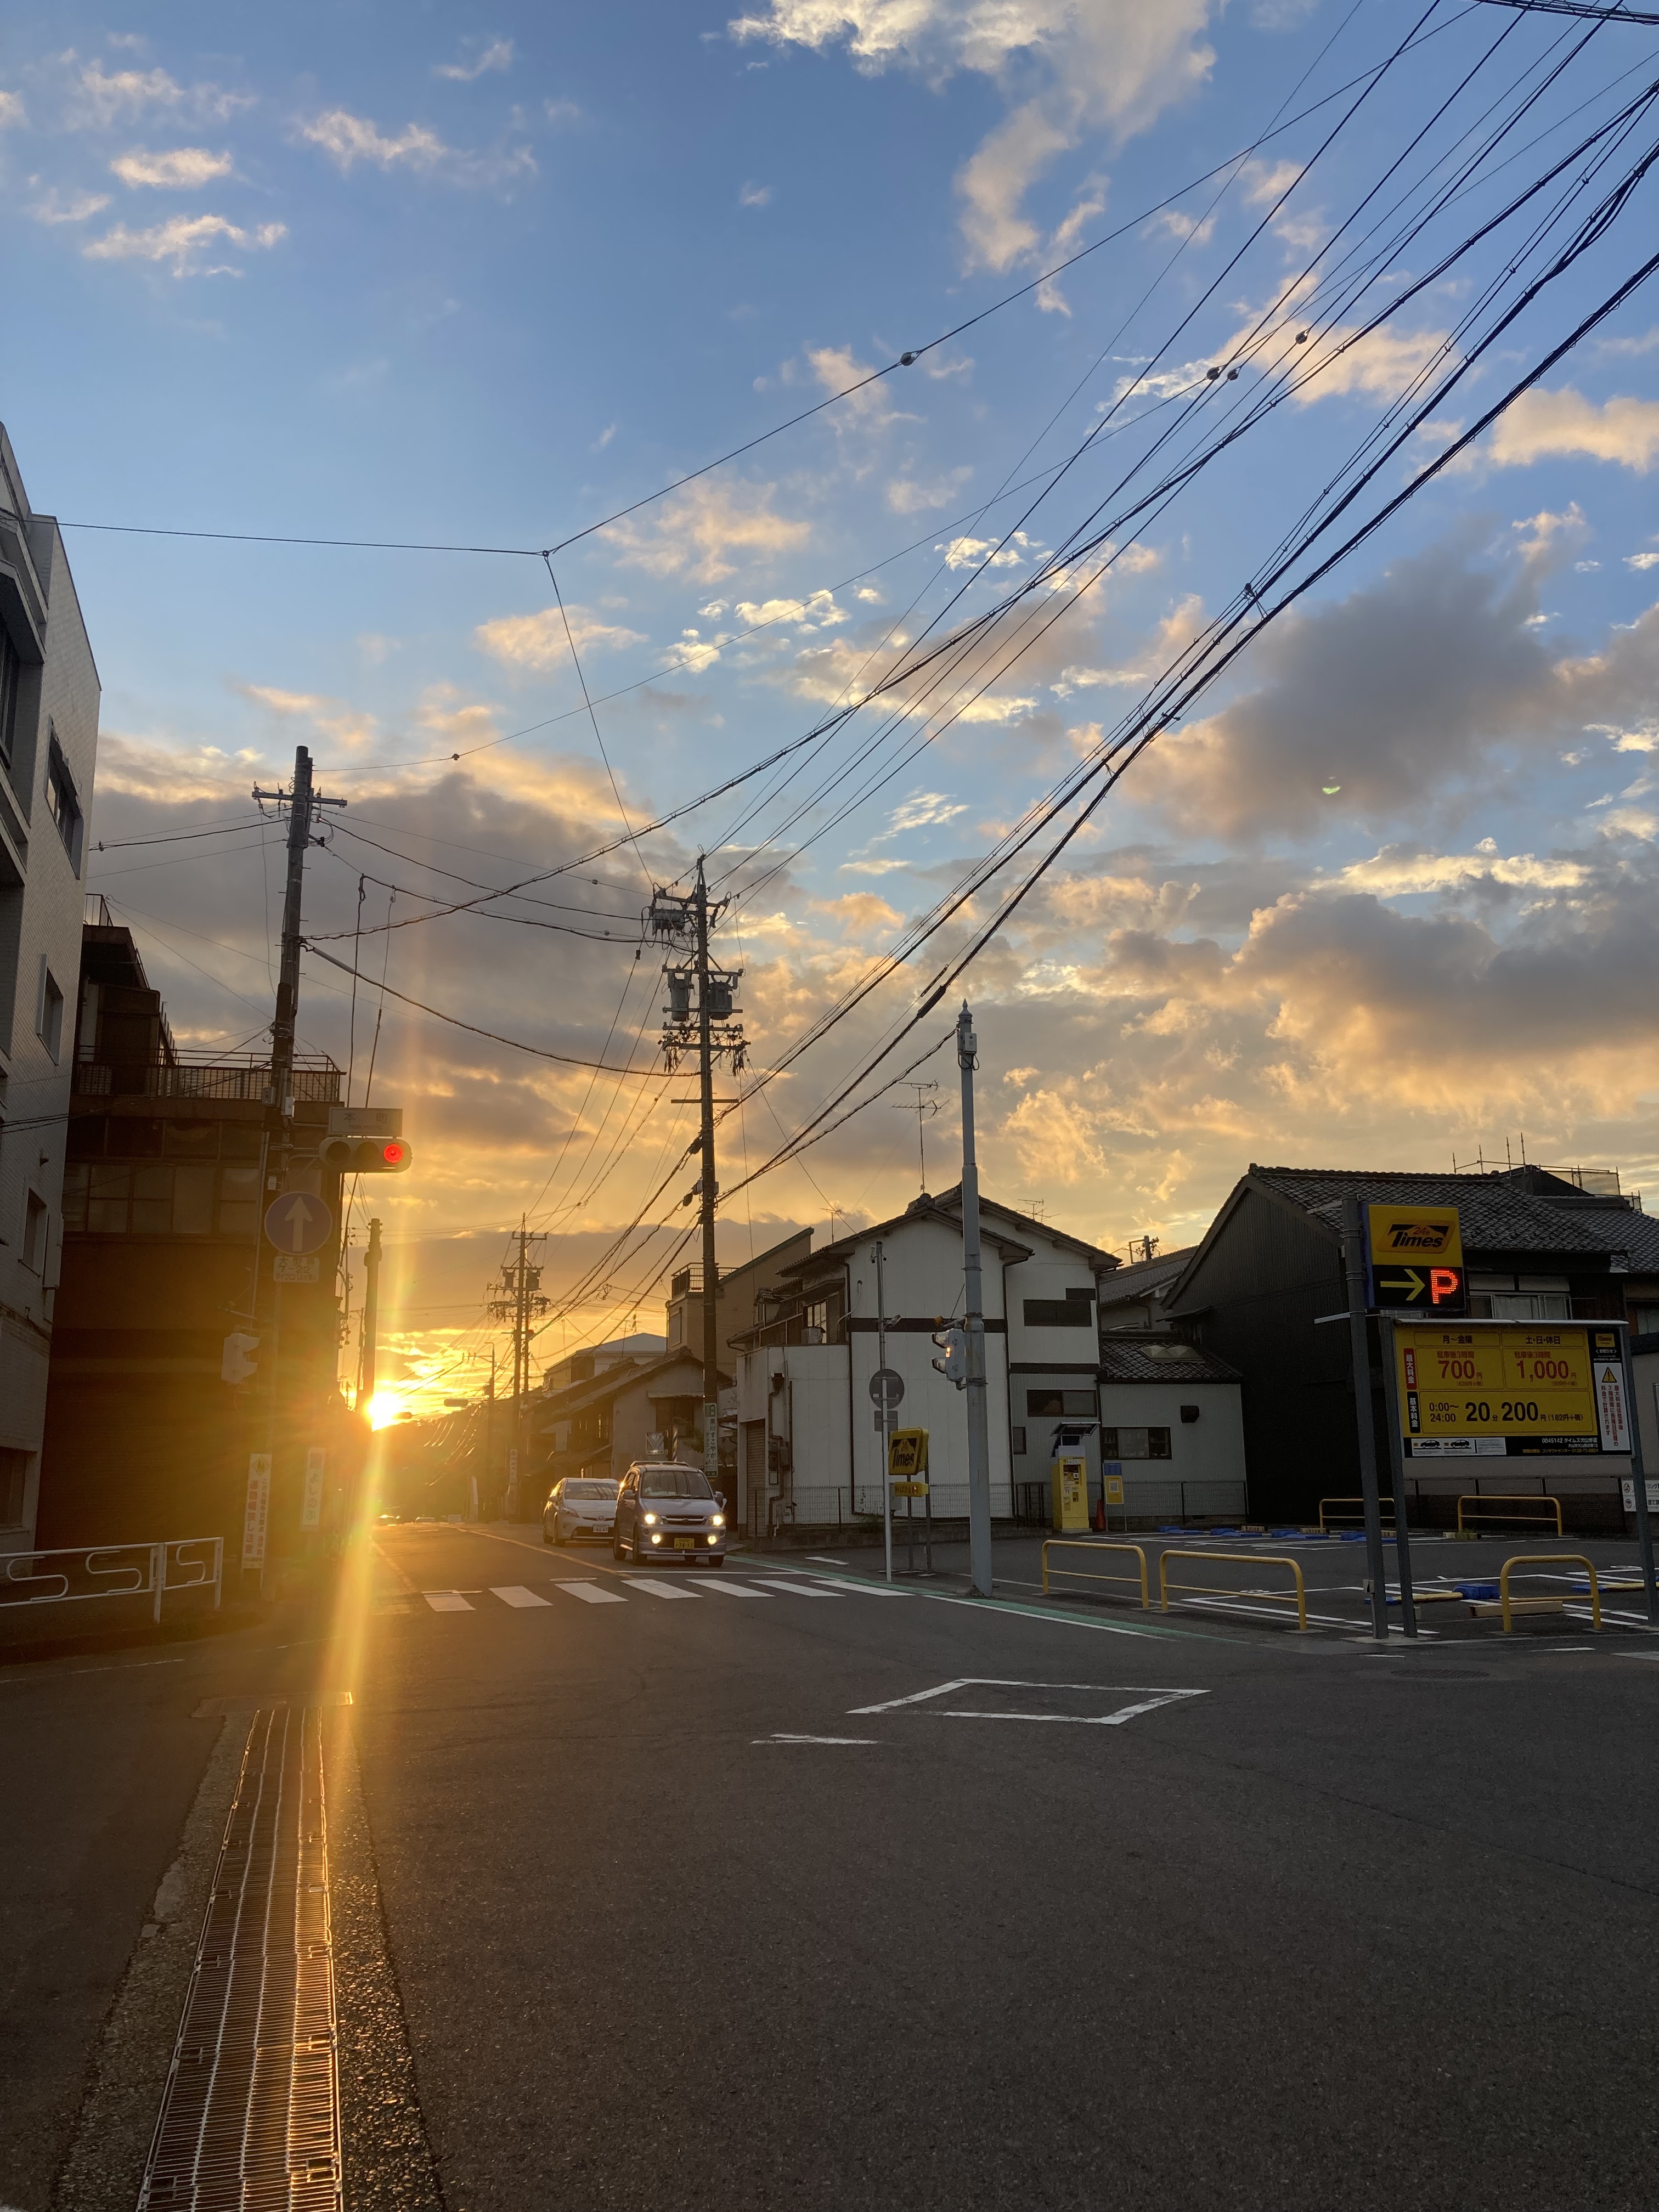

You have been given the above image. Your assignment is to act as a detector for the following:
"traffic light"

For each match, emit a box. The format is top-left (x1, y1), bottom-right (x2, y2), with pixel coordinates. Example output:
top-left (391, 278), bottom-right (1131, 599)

top-left (221, 1331), bottom-right (260, 1384)
top-left (930, 1323), bottom-right (968, 1390)
top-left (319, 1134), bottom-right (413, 1173)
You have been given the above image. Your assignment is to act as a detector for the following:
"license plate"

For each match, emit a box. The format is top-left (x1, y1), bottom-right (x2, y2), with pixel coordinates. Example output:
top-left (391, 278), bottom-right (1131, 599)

top-left (673, 1537), bottom-right (696, 1550)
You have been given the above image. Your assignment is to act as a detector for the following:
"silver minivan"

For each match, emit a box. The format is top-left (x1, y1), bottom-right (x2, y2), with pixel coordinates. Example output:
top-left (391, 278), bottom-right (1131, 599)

top-left (612, 1463), bottom-right (727, 1566)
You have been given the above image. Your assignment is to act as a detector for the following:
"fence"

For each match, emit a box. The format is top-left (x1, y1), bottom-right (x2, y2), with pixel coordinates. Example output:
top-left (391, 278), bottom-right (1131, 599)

top-left (768, 1482), bottom-right (988, 1531)
top-left (1456, 1493), bottom-right (1564, 1539)
top-left (72, 1060), bottom-right (340, 1103)
top-left (0, 1537), bottom-right (223, 1623)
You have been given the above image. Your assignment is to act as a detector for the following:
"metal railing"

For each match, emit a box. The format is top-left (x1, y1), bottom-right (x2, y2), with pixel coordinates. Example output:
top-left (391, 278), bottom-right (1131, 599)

top-left (1490, 1551), bottom-right (1600, 1632)
top-left (1042, 1539), bottom-right (1149, 1607)
top-left (0, 1537), bottom-right (223, 1623)
top-left (1319, 1496), bottom-right (1396, 1534)
top-left (1456, 1494), bottom-right (1562, 1539)
top-left (74, 1060), bottom-right (341, 1103)
top-left (1159, 1547), bottom-right (1308, 1630)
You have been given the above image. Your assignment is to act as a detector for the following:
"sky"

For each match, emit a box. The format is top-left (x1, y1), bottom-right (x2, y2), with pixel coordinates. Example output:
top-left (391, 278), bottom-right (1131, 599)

top-left (5, 0), bottom-right (1659, 1418)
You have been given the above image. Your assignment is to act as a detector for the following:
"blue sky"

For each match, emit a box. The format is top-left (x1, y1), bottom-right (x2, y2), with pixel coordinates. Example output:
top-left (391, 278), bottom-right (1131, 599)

top-left (5, 0), bottom-right (1659, 1406)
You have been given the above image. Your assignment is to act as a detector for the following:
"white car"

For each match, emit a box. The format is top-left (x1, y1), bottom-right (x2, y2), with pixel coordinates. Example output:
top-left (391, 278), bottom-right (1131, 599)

top-left (543, 1477), bottom-right (620, 1545)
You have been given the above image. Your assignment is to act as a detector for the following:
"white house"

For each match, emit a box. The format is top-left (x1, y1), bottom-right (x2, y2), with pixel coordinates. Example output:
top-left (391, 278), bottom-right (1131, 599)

top-left (730, 1188), bottom-right (1119, 1536)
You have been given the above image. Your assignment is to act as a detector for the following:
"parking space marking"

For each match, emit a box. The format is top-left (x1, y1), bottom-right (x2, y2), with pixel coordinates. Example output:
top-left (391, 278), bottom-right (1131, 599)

top-left (491, 1585), bottom-right (551, 1609)
top-left (622, 1578), bottom-right (701, 1599)
top-left (422, 1593), bottom-right (474, 1612)
top-left (555, 1582), bottom-right (627, 1606)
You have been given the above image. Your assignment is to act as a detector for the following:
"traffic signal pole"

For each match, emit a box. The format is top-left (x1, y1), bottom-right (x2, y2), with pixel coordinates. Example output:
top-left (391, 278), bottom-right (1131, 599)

top-left (957, 1004), bottom-right (993, 1598)
top-left (694, 859), bottom-right (720, 1480)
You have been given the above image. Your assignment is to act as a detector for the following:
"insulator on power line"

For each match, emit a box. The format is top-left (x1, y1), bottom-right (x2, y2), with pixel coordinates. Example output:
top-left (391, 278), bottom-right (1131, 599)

top-left (900, 352), bottom-right (917, 365)
top-left (1206, 366), bottom-right (1221, 380)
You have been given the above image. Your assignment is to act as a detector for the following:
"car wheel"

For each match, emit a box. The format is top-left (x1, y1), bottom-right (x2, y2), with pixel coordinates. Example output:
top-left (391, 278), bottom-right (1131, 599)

top-left (552, 1522), bottom-right (567, 1545)
top-left (541, 1521), bottom-right (552, 1545)
top-left (612, 1526), bottom-right (627, 1561)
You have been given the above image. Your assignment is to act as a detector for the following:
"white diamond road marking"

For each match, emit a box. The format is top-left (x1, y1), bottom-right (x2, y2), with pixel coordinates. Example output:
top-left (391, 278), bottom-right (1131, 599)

top-left (422, 1593), bottom-right (474, 1612)
top-left (555, 1582), bottom-right (627, 1605)
top-left (750, 1579), bottom-right (845, 1599)
top-left (848, 1677), bottom-right (1209, 1726)
top-left (622, 1578), bottom-right (700, 1599)
top-left (492, 1585), bottom-right (551, 1609)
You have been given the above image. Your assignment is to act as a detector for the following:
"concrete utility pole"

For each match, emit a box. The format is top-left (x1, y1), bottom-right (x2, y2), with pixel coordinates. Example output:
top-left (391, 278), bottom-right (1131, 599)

top-left (359, 1216), bottom-right (382, 1412)
top-left (1342, 1194), bottom-right (1391, 1643)
top-left (488, 1224), bottom-right (549, 1515)
top-left (253, 744), bottom-right (345, 1174)
top-left (693, 859), bottom-right (721, 1479)
top-left (957, 1003), bottom-right (993, 1597)
top-left (872, 1239), bottom-right (893, 1584)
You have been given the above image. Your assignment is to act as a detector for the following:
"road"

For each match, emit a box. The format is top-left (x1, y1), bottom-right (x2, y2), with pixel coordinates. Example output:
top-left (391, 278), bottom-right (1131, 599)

top-left (4, 1523), bottom-right (1658, 2210)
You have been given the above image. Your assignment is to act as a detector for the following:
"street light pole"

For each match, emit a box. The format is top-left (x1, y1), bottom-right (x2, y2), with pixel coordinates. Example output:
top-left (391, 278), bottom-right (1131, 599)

top-left (1342, 1195), bottom-right (1391, 1643)
top-left (958, 1004), bottom-right (993, 1597)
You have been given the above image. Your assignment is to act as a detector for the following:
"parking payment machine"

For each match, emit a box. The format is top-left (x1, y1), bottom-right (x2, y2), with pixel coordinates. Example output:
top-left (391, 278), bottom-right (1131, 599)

top-left (1051, 1453), bottom-right (1089, 1532)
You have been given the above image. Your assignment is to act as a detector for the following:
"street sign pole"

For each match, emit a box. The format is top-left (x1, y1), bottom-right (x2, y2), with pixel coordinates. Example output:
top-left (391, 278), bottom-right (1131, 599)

top-left (873, 1240), bottom-right (891, 1584)
top-left (1377, 1317), bottom-right (1418, 1638)
top-left (1618, 1324), bottom-right (1658, 1626)
top-left (1343, 1195), bottom-right (1390, 1642)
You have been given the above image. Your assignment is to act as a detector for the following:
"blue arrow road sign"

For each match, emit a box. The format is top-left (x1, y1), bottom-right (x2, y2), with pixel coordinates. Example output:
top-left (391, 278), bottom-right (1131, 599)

top-left (263, 1191), bottom-right (334, 1256)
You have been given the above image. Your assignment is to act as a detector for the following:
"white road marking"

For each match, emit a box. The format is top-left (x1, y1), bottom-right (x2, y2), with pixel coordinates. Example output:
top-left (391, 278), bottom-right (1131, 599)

top-left (622, 1578), bottom-right (700, 1599)
top-left (754, 1734), bottom-right (879, 1745)
top-left (555, 1582), bottom-right (627, 1606)
top-left (808, 1556), bottom-right (851, 1566)
top-left (422, 1593), bottom-right (474, 1612)
top-left (693, 1578), bottom-right (771, 1598)
top-left (793, 1574), bottom-right (910, 1598)
top-left (848, 1677), bottom-right (1208, 1725)
top-left (749, 1579), bottom-right (845, 1599)
top-left (491, 1585), bottom-right (551, 1609)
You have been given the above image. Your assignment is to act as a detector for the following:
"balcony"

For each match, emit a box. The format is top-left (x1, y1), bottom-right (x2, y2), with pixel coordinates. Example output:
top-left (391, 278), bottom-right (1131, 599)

top-left (74, 1052), bottom-right (341, 1104)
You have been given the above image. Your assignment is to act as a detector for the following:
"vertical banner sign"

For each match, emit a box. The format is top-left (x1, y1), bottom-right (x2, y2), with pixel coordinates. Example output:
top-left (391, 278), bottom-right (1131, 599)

top-left (1594, 1336), bottom-right (1631, 1452)
top-left (1367, 1204), bottom-right (1468, 1315)
top-left (242, 1453), bottom-right (272, 1567)
top-left (300, 1445), bottom-right (327, 1531)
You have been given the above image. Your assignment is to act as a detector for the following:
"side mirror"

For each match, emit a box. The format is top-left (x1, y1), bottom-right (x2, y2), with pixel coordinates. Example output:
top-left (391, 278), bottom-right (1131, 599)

top-left (716, 1491), bottom-right (727, 1511)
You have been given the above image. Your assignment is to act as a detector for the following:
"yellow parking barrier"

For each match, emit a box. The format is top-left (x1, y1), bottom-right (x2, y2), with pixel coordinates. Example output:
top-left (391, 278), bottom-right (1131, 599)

top-left (1318, 1497), bottom-right (1395, 1534)
top-left (1455, 1494), bottom-right (1562, 1539)
top-left (1041, 1539), bottom-right (1149, 1608)
top-left (1159, 1548), bottom-right (1308, 1631)
top-left (1474, 1552), bottom-right (1601, 1633)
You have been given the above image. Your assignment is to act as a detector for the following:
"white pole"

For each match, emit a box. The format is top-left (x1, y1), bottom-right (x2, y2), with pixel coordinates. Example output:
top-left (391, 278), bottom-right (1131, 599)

top-left (873, 1239), bottom-right (893, 1584)
top-left (958, 1005), bottom-right (993, 1596)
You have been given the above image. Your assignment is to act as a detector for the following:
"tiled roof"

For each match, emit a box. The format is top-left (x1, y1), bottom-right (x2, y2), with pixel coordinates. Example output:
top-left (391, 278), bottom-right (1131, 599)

top-left (1098, 1337), bottom-right (1239, 1383)
top-left (1096, 1248), bottom-right (1196, 1303)
top-left (1249, 1166), bottom-right (1659, 1267)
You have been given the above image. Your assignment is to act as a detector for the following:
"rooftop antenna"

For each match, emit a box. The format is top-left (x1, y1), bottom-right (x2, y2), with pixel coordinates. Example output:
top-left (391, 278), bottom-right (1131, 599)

top-left (892, 1080), bottom-right (941, 1193)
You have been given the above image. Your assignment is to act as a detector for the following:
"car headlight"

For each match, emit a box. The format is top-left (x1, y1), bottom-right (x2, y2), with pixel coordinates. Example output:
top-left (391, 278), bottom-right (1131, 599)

top-left (710, 1514), bottom-right (725, 1528)
top-left (650, 1531), bottom-right (663, 1545)
top-left (642, 1511), bottom-right (658, 1526)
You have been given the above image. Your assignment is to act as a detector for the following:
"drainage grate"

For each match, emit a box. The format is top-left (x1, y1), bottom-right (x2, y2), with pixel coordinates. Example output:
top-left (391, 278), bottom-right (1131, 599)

top-left (139, 1705), bottom-right (342, 2210)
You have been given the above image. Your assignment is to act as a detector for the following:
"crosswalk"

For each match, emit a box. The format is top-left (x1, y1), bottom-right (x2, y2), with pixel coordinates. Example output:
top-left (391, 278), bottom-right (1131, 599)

top-left (419, 1572), bottom-right (891, 1615)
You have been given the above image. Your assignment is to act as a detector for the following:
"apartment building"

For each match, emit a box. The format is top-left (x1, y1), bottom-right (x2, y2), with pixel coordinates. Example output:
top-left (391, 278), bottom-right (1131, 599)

top-left (0, 424), bottom-right (100, 1550)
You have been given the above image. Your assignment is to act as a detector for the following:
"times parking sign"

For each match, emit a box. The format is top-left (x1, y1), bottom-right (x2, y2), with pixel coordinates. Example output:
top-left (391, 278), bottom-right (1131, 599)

top-left (1396, 1323), bottom-right (1628, 1457)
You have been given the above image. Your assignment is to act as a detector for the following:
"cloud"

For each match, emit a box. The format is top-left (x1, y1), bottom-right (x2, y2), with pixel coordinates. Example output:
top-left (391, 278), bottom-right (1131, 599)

top-left (299, 108), bottom-right (535, 187)
top-left (600, 478), bottom-right (809, 584)
top-left (1319, 843), bottom-right (1590, 897)
top-left (67, 63), bottom-right (250, 129)
top-left (731, 0), bottom-right (1214, 273)
top-left (1486, 385), bottom-right (1659, 473)
top-left (30, 187), bottom-right (111, 224)
top-left (0, 89), bottom-right (25, 128)
top-left (473, 605), bottom-right (646, 670)
top-left (871, 789), bottom-right (969, 842)
top-left (434, 37), bottom-right (515, 80)
top-left (739, 179), bottom-right (772, 206)
top-left (1627, 552), bottom-right (1659, 572)
top-left (235, 683), bottom-right (378, 751)
top-left (111, 146), bottom-right (233, 188)
top-left (885, 466), bottom-right (972, 514)
top-left (83, 212), bottom-right (286, 275)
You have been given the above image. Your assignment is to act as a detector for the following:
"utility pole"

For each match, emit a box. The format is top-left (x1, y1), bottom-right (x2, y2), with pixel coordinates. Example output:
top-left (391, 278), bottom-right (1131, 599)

top-left (253, 744), bottom-right (345, 1180)
top-left (484, 1348), bottom-right (496, 1521)
top-left (358, 1217), bottom-right (382, 1413)
top-left (1342, 1194), bottom-right (1391, 1643)
top-left (652, 864), bottom-right (746, 1490)
top-left (957, 1003), bottom-right (993, 1596)
top-left (487, 1224), bottom-right (549, 1516)
top-left (872, 1239), bottom-right (893, 1584)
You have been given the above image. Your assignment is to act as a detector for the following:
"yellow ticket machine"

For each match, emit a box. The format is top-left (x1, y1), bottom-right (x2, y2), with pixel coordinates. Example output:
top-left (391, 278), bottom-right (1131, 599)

top-left (1051, 1453), bottom-right (1089, 1532)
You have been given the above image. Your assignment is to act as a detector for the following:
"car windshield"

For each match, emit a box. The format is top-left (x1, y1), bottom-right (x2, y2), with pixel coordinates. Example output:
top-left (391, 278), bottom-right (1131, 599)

top-left (565, 1481), bottom-right (617, 1500)
top-left (640, 1468), bottom-right (714, 1499)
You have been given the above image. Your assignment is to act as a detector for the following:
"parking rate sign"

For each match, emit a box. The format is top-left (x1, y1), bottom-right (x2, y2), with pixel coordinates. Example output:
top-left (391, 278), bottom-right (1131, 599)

top-left (1395, 1323), bottom-right (1627, 1457)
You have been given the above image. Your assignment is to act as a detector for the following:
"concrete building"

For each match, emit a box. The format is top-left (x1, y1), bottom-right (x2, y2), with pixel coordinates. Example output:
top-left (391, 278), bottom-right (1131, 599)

top-left (0, 425), bottom-right (101, 1551)
top-left (730, 1188), bottom-right (1120, 1536)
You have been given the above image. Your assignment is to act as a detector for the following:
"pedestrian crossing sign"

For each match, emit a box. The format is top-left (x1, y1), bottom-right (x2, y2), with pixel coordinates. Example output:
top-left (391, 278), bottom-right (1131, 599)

top-left (888, 1428), bottom-right (929, 1478)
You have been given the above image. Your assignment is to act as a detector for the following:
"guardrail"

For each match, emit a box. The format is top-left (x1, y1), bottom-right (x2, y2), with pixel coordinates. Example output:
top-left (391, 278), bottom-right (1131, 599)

top-left (1318, 1496), bottom-right (1396, 1534)
top-left (1159, 1547), bottom-right (1308, 1630)
top-left (1456, 1494), bottom-right (1562, 1539)
top-left (1482, 1551), bottom-right (1601, 1632)
top-left (0, 1537), bottom-right (223, 1623)
top-left (1041, 1539), bottom-right (1149, 1607)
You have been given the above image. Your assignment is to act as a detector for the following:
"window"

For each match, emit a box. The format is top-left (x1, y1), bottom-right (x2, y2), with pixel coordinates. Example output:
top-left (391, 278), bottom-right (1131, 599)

top-left (1024, 1293), bottom-right (1095, 1327)
top-left (1101, 1426), bottom-right (1172, 1460)
top-left (640, 1467), bottom-right (714, 1498)
top-left (37, 962), bottom-right (64, 1060)
top-left (1026, 1388), bottom-right (1097, 1418)
top-left (61, 1162), bottom-right (88, 1230)
top-left (0, 625), bottom-right (20, 772)
top-left (218, 1165), bottom-right (262, 1237)
top-left (46, 731), bottom-right (82, 869)
top-left (1632, 1305), bottom-right (1659, 1339)
top-left (1010, 1425), bottom-right (1027, 1458)
top-left (22, 1192), bottom-right (48, 1272)
top-left (803, 1298), bottom-right (830, 1341)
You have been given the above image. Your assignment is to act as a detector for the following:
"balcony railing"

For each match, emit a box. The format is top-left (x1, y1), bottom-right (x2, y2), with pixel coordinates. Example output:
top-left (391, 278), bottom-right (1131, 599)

top-left (73, 1054), bottom-right (341, 1103)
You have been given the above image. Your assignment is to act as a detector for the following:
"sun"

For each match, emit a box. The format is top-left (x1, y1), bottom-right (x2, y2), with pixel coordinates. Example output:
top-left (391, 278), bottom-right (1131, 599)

top-left (368, 1391), bottom-right (416, 1429)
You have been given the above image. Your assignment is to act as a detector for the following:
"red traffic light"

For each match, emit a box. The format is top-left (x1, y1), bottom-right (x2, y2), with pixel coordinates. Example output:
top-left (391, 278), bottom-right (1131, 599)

top-left (319, 1133), bottom-right (414, 1174)
top-left (380, 1139), bottom-right (408, 1167)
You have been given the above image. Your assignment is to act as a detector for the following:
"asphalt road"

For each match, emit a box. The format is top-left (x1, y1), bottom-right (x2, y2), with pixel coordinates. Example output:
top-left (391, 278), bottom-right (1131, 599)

top-left (4, 1523), bottom-right (1658, 2211)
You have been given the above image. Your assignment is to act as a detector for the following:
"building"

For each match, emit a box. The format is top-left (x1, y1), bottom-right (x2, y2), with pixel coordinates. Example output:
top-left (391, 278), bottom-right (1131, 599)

top-left (37, 917), bottom-right (364, 1561)
top-left (535, 1346), bottom-right (720, 1498)
top-left (0, 425), bottom-right (101, 1551)
top-left (1095, 1246), bottom-right (1197, 1333)
top-left (1163, 1164), bottom-right (1659, 1528)
top-left (1096, 1336), bottom-right (1248, 1525)
top-left (730, 1188), bottom-right (1120, 1536)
